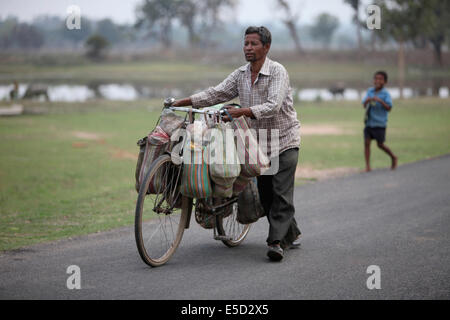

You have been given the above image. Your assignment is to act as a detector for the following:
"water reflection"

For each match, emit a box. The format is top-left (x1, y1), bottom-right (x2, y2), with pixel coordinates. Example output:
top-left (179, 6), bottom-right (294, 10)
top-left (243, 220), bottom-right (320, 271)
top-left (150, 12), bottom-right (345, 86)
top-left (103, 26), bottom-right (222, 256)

top-left (0, 83), bottom-right (448, 102)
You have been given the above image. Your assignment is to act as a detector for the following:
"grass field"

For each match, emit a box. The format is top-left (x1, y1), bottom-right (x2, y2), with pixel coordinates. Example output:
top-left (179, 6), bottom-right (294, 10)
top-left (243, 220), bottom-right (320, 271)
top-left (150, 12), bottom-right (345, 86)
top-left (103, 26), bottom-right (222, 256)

top-left (1, 56), bottom-right (449, 87)
top-left (0, 98), bottom-right (449, 251)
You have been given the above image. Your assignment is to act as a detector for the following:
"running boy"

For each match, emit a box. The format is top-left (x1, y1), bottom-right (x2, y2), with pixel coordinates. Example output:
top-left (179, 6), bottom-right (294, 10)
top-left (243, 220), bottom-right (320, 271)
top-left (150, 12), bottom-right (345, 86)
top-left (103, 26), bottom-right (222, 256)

top-left (362, 71), bottom-right (398, 172)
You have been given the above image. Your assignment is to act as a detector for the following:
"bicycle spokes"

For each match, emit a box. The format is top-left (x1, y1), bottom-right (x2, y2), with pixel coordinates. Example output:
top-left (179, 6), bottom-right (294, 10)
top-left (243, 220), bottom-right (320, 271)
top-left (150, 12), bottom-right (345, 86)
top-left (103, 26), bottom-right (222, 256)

top-left (139, 160), bottom-right (184, 262)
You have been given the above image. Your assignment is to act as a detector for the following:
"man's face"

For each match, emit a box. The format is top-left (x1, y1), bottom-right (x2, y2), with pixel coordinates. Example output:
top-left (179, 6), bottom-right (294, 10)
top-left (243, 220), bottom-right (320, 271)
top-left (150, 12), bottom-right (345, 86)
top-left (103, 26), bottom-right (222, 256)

top-left (374, 74), bottom-right (386, 90)
top-left (244, 33), bottom-right (270, 62)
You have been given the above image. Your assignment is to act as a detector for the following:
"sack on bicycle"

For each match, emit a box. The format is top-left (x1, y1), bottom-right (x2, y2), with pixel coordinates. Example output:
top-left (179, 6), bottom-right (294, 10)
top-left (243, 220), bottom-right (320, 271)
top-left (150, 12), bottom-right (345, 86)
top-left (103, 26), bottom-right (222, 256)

top-left (208, 121), bottom-right (241, 198)
top-left (225, 115), bottom-right (270, 197)
top-left (237, 178), bottom-right (266, 224)
top-left (135, 109), bottom-right (185, 194)
top-left (180, 121), bottom-right (213, 199)
top-left (232, 116), bottom-right (270, 178)
top-left (232, 174), bottom-right (252, 197)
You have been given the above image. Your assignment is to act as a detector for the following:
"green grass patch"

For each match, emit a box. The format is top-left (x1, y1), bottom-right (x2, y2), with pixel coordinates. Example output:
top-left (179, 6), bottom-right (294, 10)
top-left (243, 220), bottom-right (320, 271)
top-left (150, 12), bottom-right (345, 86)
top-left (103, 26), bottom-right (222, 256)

top-left (0, 98), bottom-right (449, 251)
top-left (297, 98), bottom-right (450, 170)
top-left (2, 58), bottom-right (448, 86)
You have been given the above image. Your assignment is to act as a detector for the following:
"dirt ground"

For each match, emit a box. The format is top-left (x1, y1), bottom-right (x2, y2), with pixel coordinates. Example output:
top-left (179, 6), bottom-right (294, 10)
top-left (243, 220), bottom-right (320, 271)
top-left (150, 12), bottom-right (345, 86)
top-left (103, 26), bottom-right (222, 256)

top-left (72, 131), bottom-right (136, 160)
top-left (300, 125), bottom-right (354, 136)
top-left (296, 166), bottom-right (359, 181)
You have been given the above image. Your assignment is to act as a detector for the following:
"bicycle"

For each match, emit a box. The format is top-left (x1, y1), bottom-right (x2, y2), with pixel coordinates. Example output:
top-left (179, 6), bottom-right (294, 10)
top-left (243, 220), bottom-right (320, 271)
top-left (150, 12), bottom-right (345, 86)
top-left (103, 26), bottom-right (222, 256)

top-left (135, 99), bottom-right (252, 267)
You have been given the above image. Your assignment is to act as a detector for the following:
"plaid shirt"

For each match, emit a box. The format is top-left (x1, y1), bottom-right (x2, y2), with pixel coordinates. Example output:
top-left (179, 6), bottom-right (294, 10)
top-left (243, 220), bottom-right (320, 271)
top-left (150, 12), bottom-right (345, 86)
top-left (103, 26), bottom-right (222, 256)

top-left (190, 57), bottom-right (301, 158)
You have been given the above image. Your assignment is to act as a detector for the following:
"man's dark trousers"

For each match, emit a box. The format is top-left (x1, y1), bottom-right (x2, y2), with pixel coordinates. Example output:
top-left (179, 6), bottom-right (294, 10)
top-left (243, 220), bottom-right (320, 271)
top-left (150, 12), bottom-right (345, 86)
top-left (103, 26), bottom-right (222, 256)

top-left (257, 148), bottom-right (301, 248)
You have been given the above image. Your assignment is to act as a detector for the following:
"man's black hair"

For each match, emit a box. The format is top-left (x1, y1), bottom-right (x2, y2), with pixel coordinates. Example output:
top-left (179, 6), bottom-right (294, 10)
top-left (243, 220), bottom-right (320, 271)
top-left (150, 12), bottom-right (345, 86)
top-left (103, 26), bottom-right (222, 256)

top-left (245, 26), bottom-right (272, 46)
top-left (375, 71), bottom-right (388, 82)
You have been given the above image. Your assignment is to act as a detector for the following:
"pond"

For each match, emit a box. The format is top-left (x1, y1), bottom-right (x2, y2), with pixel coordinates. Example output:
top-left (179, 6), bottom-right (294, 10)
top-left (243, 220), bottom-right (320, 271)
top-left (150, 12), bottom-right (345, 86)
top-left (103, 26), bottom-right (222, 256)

top-left (0, 82), bottom-right (449, 103)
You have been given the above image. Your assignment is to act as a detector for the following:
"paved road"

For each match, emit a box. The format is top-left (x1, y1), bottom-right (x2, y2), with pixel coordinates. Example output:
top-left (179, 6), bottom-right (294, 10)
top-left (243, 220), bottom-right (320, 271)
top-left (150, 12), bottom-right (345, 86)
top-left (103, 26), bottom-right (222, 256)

top-left (1, 156), bottom-right (449, 300)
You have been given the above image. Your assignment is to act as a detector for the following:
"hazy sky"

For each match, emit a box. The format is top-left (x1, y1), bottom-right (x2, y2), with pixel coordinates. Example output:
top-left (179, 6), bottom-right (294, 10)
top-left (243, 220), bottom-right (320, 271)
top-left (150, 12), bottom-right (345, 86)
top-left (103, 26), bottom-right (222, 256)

top-left (0, 0), bottom-right (357, 25)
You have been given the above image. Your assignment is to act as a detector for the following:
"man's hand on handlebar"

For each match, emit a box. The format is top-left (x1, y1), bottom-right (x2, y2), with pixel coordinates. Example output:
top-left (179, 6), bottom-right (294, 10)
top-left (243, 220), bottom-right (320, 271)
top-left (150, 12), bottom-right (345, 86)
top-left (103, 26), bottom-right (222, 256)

top-left (222, 105), bottom-right (255, 122)
top-left (172, 98), bottom-right (193, 108)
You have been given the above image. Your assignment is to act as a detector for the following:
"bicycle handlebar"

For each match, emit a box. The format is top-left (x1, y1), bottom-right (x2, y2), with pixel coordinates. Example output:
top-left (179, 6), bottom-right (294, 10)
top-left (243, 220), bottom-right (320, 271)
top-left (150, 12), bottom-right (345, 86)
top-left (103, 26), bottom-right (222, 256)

top-left (163, 97), bottom-right (232, 122)
top-left (167, 106), bottom-right (225, 115)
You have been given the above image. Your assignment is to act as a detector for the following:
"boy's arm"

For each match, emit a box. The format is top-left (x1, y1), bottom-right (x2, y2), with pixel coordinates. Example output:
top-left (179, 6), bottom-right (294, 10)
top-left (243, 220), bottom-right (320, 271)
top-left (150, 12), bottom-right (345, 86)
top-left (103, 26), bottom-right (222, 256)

top-left (363, 97), bottom-right (373, 108)
top-left (362, 91), bottom-right (373, 108)
top-left (373, 96), bottom-right (392, 111)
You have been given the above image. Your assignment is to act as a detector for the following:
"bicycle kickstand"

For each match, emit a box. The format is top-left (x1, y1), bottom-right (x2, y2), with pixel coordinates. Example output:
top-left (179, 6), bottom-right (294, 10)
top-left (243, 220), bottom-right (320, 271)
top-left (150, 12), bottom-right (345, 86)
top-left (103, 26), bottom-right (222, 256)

top-left (213, 225), bottom-right (233, 242)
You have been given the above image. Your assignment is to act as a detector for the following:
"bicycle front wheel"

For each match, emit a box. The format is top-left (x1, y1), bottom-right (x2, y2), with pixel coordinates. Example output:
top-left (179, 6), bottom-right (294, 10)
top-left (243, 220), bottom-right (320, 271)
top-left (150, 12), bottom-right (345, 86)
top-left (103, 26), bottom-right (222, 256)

top-left (135, 154), bottom-right (192, 267)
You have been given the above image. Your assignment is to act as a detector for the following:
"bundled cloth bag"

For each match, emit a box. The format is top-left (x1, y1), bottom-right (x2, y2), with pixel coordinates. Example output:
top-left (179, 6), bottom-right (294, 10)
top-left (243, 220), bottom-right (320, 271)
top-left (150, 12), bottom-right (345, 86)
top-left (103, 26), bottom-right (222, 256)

top-left (237, 178), bottom-right (266, 225)
top-left (208, 120), bottom-right (241, 198)
top-left (159, 108), bottom-right (186, 135)
top-left (232, 116), bottom-right (270, 178)
top-left (135, 127), bottom-right (169, 194)
top-left (135, 109), bottom-right (185, 194)
top-left (180, 121), bottom-right (212, 199)
top-left (232, 174), bottom-right (252, 197)
top-left (231, 116), bottom-right (270, 196)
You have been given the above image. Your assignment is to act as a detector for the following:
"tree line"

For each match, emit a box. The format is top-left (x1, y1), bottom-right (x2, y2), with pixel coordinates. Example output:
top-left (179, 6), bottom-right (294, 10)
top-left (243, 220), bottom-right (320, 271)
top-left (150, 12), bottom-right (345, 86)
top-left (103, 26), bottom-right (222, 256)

top-left (0, 0), bottom-right (448, 65)
top-left (0, 15), bottom-right (136, 50)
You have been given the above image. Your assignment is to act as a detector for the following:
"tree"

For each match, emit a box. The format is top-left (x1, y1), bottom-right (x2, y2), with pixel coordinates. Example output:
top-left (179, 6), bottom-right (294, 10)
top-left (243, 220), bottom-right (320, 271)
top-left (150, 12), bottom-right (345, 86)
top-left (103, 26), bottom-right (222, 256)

top-left (276, 0), bottom-right (303, 54)
top-left (375, 0), bottom-right (450, 97)
top-left (0, 17), bottom-right (19, 49)
top-left (416, 0), bottom-right (450, 68)
top-left (135, 0), bottom-right (236, 49)
top-left (16, 23), bottom-right (44, 49)
top-left (32, 15), bottom-right (66, 47)
top-left (178, 0), bottom-right (200, 46)
top-left (62, 17), bottom-right (93, 47)
top-left (310, 13), bottom-right (340, 49)
top-left (135, 0), bottom-right (180, 49)
top-left (375, 0), bottom-right (418, 99)
top-left (0, 19), bottom-right (44, 49)
top-left (85, 34), bottom-right (110, 60)
top-left (344, 0), bottom-right (363, 49)
top-left (96, 19), bottom-right (121, 44)
top-left (198, 0), bottom-right (236, 47)
top-left (377, 1), bottom-right (450, 63)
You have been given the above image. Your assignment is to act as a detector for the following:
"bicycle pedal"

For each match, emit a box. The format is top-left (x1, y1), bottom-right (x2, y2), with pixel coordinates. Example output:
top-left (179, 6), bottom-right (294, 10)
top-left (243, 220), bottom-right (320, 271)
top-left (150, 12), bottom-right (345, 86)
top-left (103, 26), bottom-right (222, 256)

top-left (214, 235), bottom-right (233, 241)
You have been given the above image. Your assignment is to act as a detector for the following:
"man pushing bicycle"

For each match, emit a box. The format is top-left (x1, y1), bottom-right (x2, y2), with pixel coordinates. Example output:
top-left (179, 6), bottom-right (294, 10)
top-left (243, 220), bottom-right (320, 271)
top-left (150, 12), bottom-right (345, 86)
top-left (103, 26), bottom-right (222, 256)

top-left (173, 26), bottom-right (301, 262)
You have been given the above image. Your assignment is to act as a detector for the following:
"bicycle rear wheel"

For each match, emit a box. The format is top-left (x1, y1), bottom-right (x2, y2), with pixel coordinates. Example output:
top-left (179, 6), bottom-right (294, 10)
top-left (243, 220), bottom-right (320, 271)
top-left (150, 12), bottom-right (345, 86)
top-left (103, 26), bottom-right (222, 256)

top-left (135, 154), bottom-right (192, 267)
top-left (216, 203), bottom-right (251, 248)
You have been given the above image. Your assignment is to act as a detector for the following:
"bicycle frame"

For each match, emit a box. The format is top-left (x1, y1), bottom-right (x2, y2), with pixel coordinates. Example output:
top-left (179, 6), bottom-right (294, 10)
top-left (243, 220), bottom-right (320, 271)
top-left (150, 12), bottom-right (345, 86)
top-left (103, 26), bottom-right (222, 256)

top-left (134, 101), bottom-right (252, 267)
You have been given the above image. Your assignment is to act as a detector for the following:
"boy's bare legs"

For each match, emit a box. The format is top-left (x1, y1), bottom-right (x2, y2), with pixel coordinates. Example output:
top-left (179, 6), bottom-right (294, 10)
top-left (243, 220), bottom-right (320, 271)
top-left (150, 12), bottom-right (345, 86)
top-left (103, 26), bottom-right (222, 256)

top-left (365, 138), bottom-right (372, 172)
top-left (377, 142), bottom-right (398, 170)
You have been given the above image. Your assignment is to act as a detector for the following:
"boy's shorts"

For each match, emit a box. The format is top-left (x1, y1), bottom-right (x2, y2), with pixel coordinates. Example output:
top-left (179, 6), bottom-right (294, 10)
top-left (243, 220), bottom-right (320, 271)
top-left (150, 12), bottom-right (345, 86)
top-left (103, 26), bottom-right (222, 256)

top-left (364, 127), bottom-right (386, 144)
